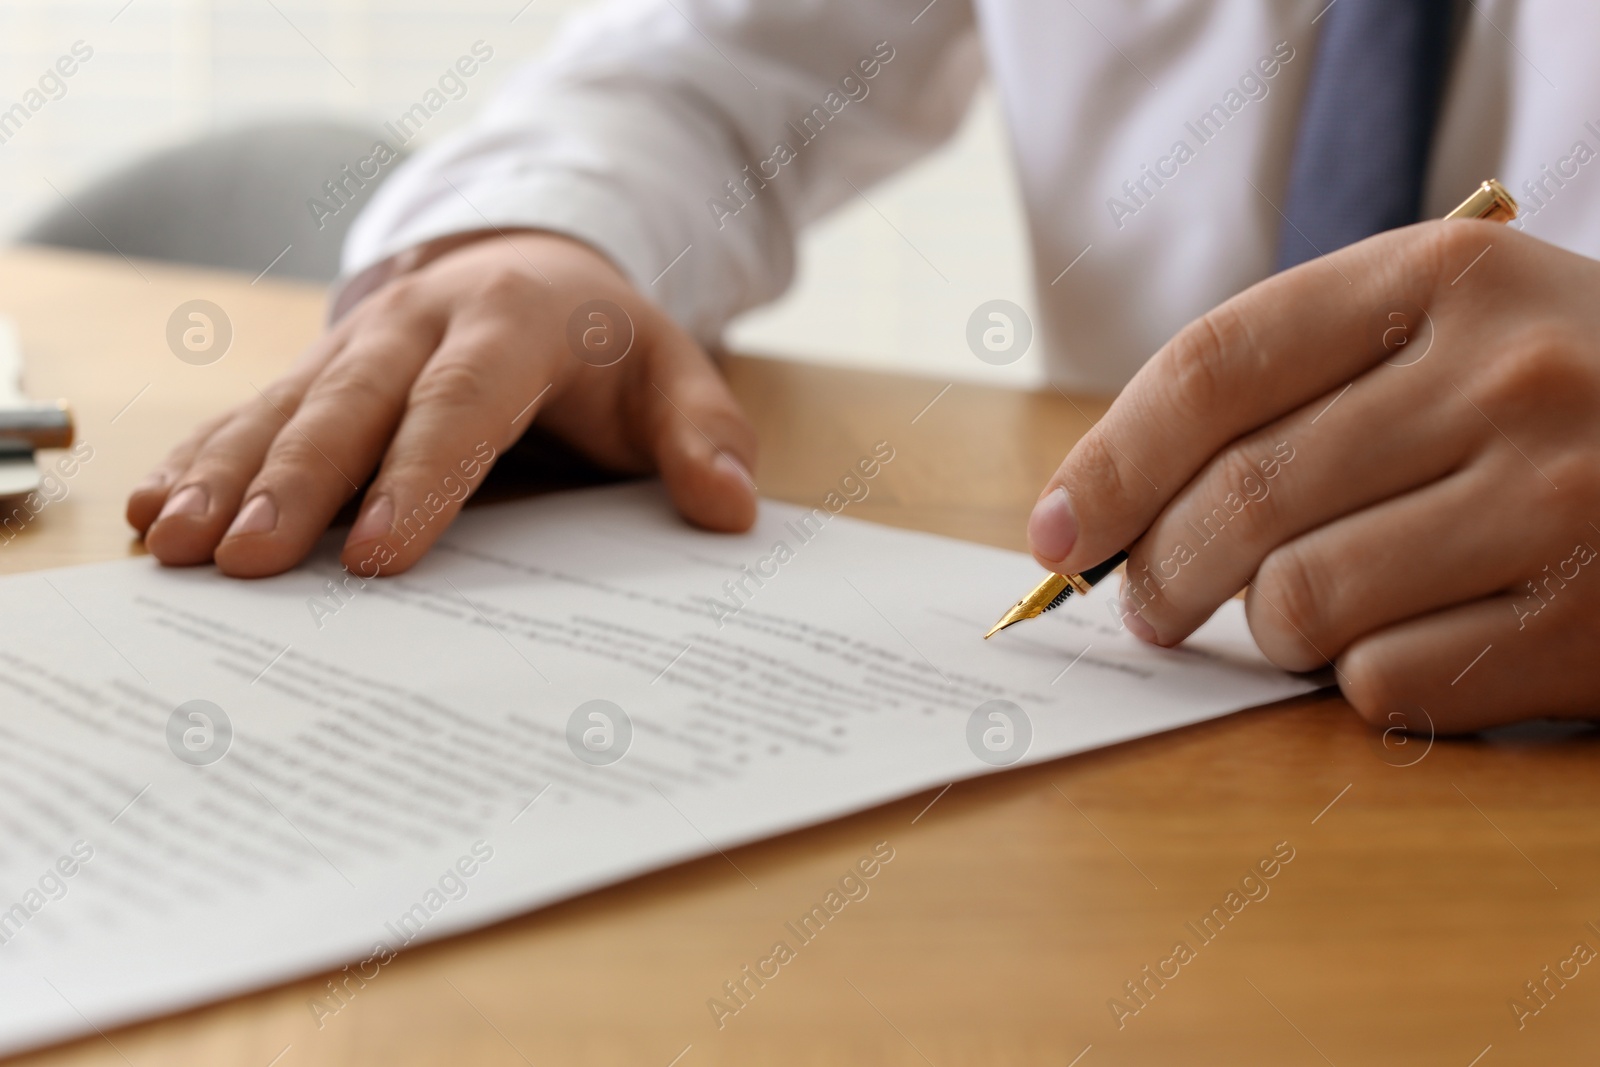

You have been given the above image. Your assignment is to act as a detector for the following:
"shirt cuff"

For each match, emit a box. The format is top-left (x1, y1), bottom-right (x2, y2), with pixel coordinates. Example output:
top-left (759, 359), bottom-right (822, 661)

top-left (330, 172), bottom-right (667, 328)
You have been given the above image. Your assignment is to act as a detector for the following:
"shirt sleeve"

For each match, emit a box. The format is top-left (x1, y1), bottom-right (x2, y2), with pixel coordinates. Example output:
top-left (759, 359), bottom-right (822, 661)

top-left (336, 0), bottom-right (981, 340)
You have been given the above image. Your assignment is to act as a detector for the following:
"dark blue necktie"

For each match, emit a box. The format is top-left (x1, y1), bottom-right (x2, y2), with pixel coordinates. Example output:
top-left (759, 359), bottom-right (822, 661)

top-left (1274, 0), bottom-right (1456, 270)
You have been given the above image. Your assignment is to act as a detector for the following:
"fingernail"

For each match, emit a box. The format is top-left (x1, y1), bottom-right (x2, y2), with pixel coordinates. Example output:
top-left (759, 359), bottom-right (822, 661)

top-left (347, 494), bottom-right (393, 546)
top-left (226, 493), bottom-right (278, 538)
top-left (714, 452), bottom-right (754, 489)
top-left (1120, 585), bottom-right (1158, 643)
top-left (156, 484), bottom-right (207, 522)
top-left (1028, 486), bottom-right (1077, 562)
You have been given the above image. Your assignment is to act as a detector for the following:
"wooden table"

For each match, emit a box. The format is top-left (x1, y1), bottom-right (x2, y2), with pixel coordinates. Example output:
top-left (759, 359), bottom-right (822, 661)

top-left (3, 247), bottom-right (1597, 1066)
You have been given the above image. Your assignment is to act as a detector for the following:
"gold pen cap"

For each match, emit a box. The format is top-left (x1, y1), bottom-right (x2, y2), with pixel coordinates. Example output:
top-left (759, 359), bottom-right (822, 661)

top-left (1445, 178), bottom-right (1518, 223)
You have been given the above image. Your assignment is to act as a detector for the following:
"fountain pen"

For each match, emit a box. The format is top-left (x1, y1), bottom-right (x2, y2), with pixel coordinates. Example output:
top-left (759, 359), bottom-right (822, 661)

top-left (984, 178), bottom-right (1519, 640)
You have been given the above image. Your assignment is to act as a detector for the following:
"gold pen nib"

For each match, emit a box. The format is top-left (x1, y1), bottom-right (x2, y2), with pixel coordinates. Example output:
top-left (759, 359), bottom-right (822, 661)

top-left (985, 552), bottom-right (1128, 639)
top-left (984, 573), bottom-right (1074, 639)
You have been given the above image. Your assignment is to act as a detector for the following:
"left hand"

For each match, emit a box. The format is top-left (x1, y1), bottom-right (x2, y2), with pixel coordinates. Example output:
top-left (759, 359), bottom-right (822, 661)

top-left (1028, 220), bottom-right (1600, 733)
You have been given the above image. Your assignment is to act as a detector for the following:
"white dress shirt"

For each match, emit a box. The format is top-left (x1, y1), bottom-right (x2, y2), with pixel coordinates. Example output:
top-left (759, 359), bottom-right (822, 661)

top-left (342, 0), bottom-right (1600, 392)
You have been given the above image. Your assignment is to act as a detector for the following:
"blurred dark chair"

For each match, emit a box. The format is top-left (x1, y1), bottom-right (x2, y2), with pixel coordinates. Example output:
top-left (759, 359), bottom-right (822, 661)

top-left (18, 120), bottom-right (404, 284)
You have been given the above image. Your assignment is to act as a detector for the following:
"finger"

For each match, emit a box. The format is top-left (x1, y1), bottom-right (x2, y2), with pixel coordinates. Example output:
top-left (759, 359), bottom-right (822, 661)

top-left (336, 315), bottom-right (552, 577)
top-left (212, 302), bottom-right (447, 578)
top-left (1245, 457), bottom-right (1572, 670)
top-left (142, 378), bottom-right (316, 566)
top-left (1118, 356), bottom-right (1485, 645)
top-left (126, 410), bottom-right (231, 533)
top-left (1030, 219), bottom-right (1513, 575)
top-left (639, 335), bottom-right (758, 534)
top-left (140, 321), bottom-right (352, 563)
top-left (1339, 592), bottom-right (1600, 734)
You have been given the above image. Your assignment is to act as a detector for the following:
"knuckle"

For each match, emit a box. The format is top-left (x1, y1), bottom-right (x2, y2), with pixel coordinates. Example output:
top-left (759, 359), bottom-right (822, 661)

top-left (1337, 641), bottom-right (1409, 727)
top-left (162, 412), bottom-right (231, 467)
top-left (1065, 427), bottom-right (1133, 509)
top-left (1117, 559), bottom-right (1181, 644)
top-left (1476, 328), bottom-right (1593, 411)
top-left (1415, 218), bottom-right (1483, 277)
top-left (364, 290), bottom-right (402, 324)
top-left (1120, 557), bottom-right (1176, 622)
top-left (1465, 338), bottom-right (1600, 501)
top-left (314, 361), bottom-right (401, 412)
top-left (191, 408), bottom-right (235, 440)
top-left (445, 316), bottom-right (519, 365)
top-left (1253, 541), bottom-right (1336, 664)
top-left (1164, 313), bottom-right (1230, 418)
top-left (177, 456), bottom-right (253, 498)
top-left (368, 274), bottom-right (422, 319)
top-left (470, 264), bottom-right (544, 312)
top-left (1413, 218), bottom-right (1506, 296)
top-left (1161, 304), bottom-right (1256, 422)
top-left (411, 359), bottom-right (489, 411)
top-left (259, 428), bottom-right (334, 478)
top-left (181, 429), bottom-right (261, 479)
top-left (1547, 451), bottom-right (1600, 514)
top-left (363, 274), bottom-right (449, 332)
top-left (1207, 446), bottom-right (1280, 542)
top-left (255, 380), bottom-right (303, 416)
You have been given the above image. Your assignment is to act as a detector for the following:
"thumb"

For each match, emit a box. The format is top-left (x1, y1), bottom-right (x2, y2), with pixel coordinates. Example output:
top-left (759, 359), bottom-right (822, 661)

top-left (645, 338), bottom-right (759, 533)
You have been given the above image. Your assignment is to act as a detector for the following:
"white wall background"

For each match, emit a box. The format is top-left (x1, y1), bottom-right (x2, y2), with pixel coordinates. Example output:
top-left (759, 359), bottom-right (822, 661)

top-left (0, 0), bottom-right (1041, 386)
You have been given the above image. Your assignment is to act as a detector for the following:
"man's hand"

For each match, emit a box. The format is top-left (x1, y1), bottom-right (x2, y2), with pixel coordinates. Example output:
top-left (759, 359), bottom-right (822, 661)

top-left (1028, 220), bottom-right (1600, 732)
top-left (127, 231), bottom-right (758, 578)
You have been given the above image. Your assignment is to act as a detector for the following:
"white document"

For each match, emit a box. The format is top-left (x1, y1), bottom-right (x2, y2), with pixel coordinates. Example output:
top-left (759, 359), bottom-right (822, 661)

top-left (0, 482), bottom-right (1317, 1053)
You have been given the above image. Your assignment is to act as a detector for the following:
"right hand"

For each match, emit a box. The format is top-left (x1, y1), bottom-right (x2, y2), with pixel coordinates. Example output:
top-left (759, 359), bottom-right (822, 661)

top-left (126, 231), bottom-right (759, 578)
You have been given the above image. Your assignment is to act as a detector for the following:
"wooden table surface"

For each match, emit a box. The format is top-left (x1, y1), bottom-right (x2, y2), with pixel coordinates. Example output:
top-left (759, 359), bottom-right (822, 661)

top-left (2, 246), bottom-right (1597, 1065)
